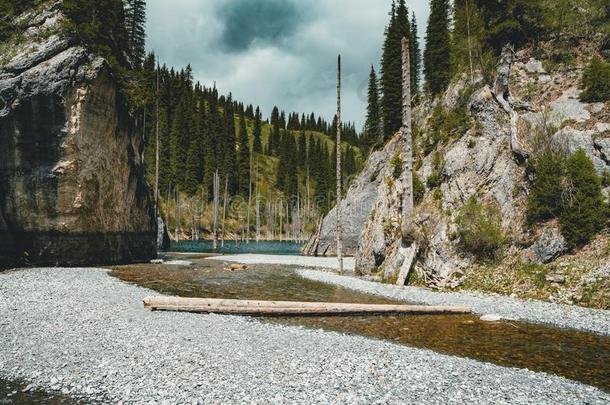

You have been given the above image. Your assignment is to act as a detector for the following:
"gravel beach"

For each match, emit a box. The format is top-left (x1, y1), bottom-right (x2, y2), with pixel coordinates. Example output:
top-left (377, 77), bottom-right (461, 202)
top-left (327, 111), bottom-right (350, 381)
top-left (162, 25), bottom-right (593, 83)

top-left (1, 267), bottom-right (609, 404)
top-left (297, 269), bottom-right (610, 336)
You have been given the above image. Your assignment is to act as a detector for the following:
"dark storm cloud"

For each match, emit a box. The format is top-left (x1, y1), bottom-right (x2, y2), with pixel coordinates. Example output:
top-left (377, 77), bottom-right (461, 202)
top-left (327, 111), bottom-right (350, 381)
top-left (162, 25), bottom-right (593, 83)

top-left (146, 0), bottom-right (430, 128)
top-left (218, 0), bottom-right (307, 52)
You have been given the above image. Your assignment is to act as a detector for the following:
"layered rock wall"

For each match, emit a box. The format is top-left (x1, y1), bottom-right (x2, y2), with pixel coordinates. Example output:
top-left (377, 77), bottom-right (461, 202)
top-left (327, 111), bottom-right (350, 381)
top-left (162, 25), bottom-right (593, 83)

top-left (0, 3), bottom-right (155, 266)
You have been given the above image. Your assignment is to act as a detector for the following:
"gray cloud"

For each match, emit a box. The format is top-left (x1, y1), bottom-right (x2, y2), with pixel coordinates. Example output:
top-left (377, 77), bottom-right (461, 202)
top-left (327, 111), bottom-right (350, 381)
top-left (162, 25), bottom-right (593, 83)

top-left (146, 0), bottom-right (430, 128)
top-left (218, 0), bottom-right (308, 52)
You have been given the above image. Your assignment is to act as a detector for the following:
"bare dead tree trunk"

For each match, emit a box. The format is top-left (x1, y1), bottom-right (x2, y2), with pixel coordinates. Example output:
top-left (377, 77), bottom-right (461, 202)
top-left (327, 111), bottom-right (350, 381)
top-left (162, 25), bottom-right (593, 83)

top-left (279, 200), bottom-right (283, 242)
top-left (492, 44), bottom-right (528, 160)
top-left (166, 183), bottom-right (171, 240)
top-left (221, 174), bottom-right (228, 248)
top-left (465, 0), bottom-right (475, 83)
top-left (336, 54), bottom-right (344, 274)
top-left (396, 36), bottom-right (419, 286)
top-left (154, 61), bottom-right (160, 217)
top-left (212, 170), bottom-right (219, 250)
top-left (255, 188), bottom-right (261, 242)
top-left (246, 151), bottom-right (253, 243)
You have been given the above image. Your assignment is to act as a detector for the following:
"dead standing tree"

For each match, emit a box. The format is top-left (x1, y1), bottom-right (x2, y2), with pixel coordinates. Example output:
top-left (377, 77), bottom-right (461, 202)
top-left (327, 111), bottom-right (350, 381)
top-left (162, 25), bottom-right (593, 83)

top-left (492, 43), bottom-right (529, 160)
top-left (396, 36), bottom-right (419, 286)
top-left (335, 54), bottom-right (344, 274)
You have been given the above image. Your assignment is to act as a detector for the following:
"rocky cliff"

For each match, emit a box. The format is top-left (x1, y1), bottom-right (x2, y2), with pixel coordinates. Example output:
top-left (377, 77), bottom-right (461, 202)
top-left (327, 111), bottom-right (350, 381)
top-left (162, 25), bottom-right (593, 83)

top-left (307, 37), bottom-right (610, 305)
top-left (0, 3), bottom-right (155, 266)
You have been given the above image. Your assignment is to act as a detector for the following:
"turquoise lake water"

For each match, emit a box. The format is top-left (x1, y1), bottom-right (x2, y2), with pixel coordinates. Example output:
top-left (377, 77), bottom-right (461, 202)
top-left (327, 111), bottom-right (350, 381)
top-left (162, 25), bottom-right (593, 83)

top-left (169, 240), bottom-right (303, 255)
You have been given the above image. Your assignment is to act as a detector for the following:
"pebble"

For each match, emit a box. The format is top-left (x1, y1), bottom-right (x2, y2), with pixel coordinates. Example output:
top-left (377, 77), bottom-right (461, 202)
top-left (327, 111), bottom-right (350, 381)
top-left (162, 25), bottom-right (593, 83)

top-left (0, 267), bottom-right (608, 404)
top-left (297, 269), bottom-right (610, 336)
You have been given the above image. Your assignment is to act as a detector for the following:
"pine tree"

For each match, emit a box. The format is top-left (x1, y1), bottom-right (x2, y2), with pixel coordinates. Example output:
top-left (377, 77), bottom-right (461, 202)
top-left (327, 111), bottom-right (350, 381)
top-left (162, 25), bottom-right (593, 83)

top-left (424, 0), bottom-right (452, 95)
top-left (380, 0), bottom-right (414, 140)
top-left (560, 150), bottom-right (606, 248)
top-left (381, 1), bottom-right (401, 140)
top-left (269, 106), bottom-right (281, 155)
top-left (298, 131), bottom-right (307, 167)
top-left (124, 0), bottom-right (146, 67)
top-left (252, 106), bottom-right (263, 153)
top-left (169, 94), bottom-right (191, 188)
top-left (364, 65), bottom-right (382, 150)
top-left (223, 95), bottom-right (238, 194)
top-left (237, 112), bottom-right (251, 196)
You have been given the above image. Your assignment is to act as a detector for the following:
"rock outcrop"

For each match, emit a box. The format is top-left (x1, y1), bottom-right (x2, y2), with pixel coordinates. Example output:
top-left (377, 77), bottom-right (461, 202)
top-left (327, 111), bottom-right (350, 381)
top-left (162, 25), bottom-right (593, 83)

top-left (302, 140), bottom-right (394, 256)
top-left (310, 37), bottom-right (609, 288)
top-left (0, 3), bottom-right (155, 266)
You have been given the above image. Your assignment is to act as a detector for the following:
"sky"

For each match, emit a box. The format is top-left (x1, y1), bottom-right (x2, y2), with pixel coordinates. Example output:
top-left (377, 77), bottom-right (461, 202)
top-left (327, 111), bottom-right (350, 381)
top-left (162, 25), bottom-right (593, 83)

top-left (146, 0), bottom-right (430, 129)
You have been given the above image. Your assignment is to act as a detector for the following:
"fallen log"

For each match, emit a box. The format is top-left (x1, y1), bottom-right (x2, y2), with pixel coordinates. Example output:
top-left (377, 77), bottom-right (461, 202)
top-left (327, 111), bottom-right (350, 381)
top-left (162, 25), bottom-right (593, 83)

top-left (142, 297), bottom-right (471, 316)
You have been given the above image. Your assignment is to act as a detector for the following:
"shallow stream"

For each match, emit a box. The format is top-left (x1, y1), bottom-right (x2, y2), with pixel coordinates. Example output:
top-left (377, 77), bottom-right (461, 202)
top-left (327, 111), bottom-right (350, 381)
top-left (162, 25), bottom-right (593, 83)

top-left (111, 254), bottom-right (610, 391)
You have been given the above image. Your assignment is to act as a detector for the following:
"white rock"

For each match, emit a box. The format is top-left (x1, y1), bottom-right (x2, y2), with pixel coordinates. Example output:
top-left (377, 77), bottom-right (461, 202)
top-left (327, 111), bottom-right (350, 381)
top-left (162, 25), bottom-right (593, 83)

top-left (550, 88), bottom-right (591, 125)
top-left (525, 58), bottom-right (545, 74)
top-left (591, 103), bottom-right (605, 114)
top-left (164, 260), bottom-right (193, 266)
top-left (150, 259), bottom-right (164, 264)
top-left (595, 123), bottom-right (610, 133)
top-left (538, 74), bottom-right (551, 84)
top-left (480, 314), bottom-right (502, 322)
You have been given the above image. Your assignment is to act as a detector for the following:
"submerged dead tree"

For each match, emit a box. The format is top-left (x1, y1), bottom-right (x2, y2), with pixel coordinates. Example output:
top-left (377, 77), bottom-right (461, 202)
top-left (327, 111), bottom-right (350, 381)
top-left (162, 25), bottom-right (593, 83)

top-left (396, 36), bottom-right (419, 286)
top-left (212, 171), bottom-right (220, 249)
top-left (336, 54), bottom-right (344, 274)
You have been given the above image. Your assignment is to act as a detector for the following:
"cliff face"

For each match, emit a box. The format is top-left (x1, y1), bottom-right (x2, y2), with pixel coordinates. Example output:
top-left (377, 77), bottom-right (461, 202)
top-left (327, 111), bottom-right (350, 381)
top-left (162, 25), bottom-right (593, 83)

top-left (0, 3), bottom-right (155, 266)
top-left (308, 38), bottom-right (610, 300)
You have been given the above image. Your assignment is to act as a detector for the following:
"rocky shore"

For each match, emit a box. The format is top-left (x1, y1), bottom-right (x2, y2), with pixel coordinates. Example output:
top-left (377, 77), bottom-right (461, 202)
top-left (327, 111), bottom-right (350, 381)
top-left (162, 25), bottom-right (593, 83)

top-left (1, 267), bottom-right (608, 404)
top-left (297, 269), bottom-right (610, 336)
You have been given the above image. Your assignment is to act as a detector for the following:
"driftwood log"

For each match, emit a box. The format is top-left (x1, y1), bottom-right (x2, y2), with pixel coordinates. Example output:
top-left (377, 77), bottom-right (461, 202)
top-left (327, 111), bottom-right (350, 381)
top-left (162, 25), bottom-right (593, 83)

top-left (143, 297), bottom-right (471, 316)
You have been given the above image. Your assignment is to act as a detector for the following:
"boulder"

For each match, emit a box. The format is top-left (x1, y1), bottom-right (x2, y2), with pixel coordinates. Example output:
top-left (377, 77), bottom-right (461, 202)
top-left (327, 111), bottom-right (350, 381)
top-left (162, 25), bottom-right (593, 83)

top-left (0, 4), bottom-right (155, 266)
top-left (525, 58), bottom-right (545, 74)
top-left (553, 127), bottom-right (610, 175)
top-left (530, 227), bottom-right (568, 264)
top-left (550, 88), bottom-right (591, 126)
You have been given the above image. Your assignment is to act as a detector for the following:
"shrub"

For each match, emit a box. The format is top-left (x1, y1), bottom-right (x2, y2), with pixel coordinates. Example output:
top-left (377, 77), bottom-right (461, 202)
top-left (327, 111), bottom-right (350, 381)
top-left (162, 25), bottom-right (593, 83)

top-left (456, 197), bottom-right (505, 260)
top-left (527, 149), bottom-right (568, 223)
top-left (559, 150), bottom-right (607, 248)
top-left (426, 172), bottom-right (443, 189)
top-left (423, 105), bottom-right (471, 155)
top-left (413, 173), bottom-right (425, 204)
top-left (580, 56), bottom-right (610, 102)
top-left (390, 151), bottom-right (403, 179)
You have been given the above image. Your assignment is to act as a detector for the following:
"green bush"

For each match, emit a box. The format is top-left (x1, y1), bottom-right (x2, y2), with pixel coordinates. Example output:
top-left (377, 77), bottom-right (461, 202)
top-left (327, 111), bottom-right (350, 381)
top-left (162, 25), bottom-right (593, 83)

top-left (580, 56), bottom-right (610, 102)
top-left (426, 171), bottom-right (443, 189)
top-left (413, 173), bottom-right (425, 204)
top-left (528, 147), bottom-right (607, 248)
top-left (456, 197), bottom-right (505, 260)
top-left (559, 150), bottom-right (607, 248)
top-left (527, 149), bottom-right (568, 223)
top-left (390, 151), bottom-right (403, 179)
top-left (423, 105), bottom-right (471, 155)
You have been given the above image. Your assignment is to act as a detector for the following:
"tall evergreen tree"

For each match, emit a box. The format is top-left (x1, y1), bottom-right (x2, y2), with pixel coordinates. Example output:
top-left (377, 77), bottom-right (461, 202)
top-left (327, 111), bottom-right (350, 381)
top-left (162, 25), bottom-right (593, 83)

top-left (424, 0), bottom-right (452, 95)
top-left (269, 106), bottom-right (281, 155)
top-left (364, 65), bottom-right (382, 150)
top-left (237, 112), bottom-right (251, 196)
top-left (169, 94), bottom-right (191, 188)
top-left (123, 0), bottom-right (146, 67)
top-left (222, 95), bottom-right (238, 194)
top-left (380, 0), bottom-right (413, 140)
top-left (252, 106), bottom-right (263, 153)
